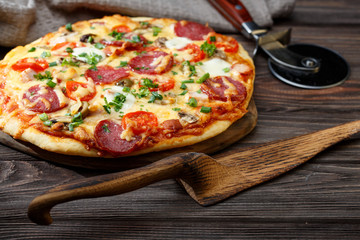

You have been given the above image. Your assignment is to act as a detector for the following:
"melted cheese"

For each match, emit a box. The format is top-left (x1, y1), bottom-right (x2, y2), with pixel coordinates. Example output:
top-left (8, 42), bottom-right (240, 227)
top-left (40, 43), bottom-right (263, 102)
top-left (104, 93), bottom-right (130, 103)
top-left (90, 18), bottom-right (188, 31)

top-left (165, 37), bottom-right (192, 49)
top-left (200, 58), bottom-right (231, 77)
top-left (103, 86), bottom-right (136, 111)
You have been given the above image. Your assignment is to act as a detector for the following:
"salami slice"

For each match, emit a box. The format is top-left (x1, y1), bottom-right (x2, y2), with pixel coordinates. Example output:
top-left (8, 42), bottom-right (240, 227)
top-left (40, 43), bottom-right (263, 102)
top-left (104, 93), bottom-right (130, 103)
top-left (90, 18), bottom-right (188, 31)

top-left (94, 119), bottom-right (140, 155)
top-left (129, 51), bottom-right (173, 75)
top-left (201, 76), bottom-right (229, 102)
top-left (85, 65), bottom-right (129, 85)
top-left (225, 77), bottom-right (247, 103)
top-left (22, 85), bottom-right (63, 113)
top-left (174, 21), bottom-right (213, 41)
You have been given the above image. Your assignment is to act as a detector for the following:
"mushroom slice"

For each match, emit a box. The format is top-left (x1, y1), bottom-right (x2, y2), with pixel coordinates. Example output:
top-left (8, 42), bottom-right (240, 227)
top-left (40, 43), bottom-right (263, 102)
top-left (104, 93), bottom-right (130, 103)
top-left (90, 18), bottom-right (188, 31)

top-left (178, 111), bottom-right (199, 124)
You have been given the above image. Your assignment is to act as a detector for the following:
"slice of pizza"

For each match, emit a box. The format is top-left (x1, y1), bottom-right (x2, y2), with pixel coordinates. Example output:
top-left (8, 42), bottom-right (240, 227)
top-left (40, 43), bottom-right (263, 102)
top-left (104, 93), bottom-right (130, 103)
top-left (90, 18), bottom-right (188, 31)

top-left (0, 15), bottom-right (254, 157)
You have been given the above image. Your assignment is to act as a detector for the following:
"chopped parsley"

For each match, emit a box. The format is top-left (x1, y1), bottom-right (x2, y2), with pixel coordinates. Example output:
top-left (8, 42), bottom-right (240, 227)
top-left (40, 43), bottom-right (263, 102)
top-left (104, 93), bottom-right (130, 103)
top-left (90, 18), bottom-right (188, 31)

top-left (65, 23), bottom-right (73, 32)
top-left (103, 93), bottom-right (127, 114)
top-left (33, 71), bottom-right (52, 81)
top-left (118, 61), bottom-right (128, 67)
top-left (65, 47), bottom-right (73, 53)
top-left (152, 26), bottom-right (162, 36)
top-left (200, 106), bottom-right (212, 113)
top-left (102, 124), bottom-right (110, 133)
top-left (108, 30), bottom-right (125, 40)
top-left (140, 21), bottom-right (149, 26)
top-left (28, 47), bottom-right (36, 52)
top-left (200, 41), bottom-right (217, 57)
top-left (141, 78), bottom-right (158, 88)
top-left (209, 36), bottom-right (216, 42)
top-left (61, 58), bottom-right (80, 67)
top-left (148, 92), bottom-right (163, 103)
top-left (94, 42), bottom-right (105, 49)
top-left (78, 52), bottom-right (103, 65)
top-left (40, 51), bottom-right (51, 58)
top-left (187, 97), bottom-right (198, 107)
top-left (196, 73), bottom-right (210, 83)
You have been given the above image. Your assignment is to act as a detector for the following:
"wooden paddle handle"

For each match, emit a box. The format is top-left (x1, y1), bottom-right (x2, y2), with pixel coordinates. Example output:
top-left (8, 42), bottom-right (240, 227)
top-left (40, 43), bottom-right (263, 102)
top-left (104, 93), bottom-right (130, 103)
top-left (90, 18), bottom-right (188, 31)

top-left (28, 152), bottom-right (204, 225)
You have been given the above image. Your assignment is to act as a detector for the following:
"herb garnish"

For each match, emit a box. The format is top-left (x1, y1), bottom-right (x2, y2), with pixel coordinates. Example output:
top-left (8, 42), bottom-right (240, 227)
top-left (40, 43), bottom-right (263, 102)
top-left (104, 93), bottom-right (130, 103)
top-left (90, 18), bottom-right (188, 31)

top-left (200, 41), bottom-right (217, 57)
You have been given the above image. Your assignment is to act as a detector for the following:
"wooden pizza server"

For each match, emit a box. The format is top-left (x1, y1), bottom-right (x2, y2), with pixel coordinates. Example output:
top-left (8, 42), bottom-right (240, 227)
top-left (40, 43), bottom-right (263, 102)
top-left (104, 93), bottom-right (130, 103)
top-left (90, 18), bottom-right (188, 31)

top-left (28, 119), bottom-right (360, 225)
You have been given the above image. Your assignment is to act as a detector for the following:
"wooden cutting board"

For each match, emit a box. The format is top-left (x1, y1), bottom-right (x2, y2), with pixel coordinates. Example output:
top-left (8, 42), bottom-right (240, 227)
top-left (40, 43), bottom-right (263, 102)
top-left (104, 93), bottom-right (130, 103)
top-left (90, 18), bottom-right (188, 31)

top-left (0, 100), bottom-right (257, 170)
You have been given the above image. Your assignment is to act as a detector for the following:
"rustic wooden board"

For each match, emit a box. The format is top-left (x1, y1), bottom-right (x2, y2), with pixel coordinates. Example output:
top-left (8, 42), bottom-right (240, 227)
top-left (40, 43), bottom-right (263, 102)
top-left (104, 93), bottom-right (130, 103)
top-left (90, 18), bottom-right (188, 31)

top-left (0, 100), bottom-right (257, 170)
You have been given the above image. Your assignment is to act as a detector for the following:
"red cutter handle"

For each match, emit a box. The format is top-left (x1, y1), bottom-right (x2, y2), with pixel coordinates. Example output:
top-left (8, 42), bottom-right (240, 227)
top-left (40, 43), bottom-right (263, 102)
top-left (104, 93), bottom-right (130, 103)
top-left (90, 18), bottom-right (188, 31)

top-left (208, 0), bottom-right (253, 32)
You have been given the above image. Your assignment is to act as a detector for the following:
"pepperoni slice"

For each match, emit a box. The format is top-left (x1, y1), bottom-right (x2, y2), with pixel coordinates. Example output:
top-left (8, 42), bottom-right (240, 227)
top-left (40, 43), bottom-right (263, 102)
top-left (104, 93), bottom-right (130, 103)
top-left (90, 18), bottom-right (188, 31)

top-left (200, 76), bottom-right (229, 102)
top-left (178, 44), bottom-right (205, 62)
top-left (22, 85), bottom-right (64, 113)
top-left (129, 51), bottom-right (173, 75)
top-left (95, 120), bottom-right (140, 155)
top-left (225, 77), bottom-right (247, 103)
top-left (85, 65), bottom-right (129, 85)
top-left (174, 21), bottom-right (213, 41)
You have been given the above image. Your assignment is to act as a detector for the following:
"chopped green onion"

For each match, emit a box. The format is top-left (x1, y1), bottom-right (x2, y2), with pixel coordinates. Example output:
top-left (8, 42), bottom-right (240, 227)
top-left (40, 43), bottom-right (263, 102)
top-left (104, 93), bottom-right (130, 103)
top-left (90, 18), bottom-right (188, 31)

top-left (49, 61), bottom-right (57, 67)
top-left (209, 36), bottom-right (216, 42)
top-left (148, 92), bottom-right (163, 103)
top-left (43, 120), bottom-right (53, 127)
top-left (152, 26), bottom-right (162, 36)
top-left (200, 106), bottom-right (212, 113)
top-left (46, 80), bottom-right (56, 88)
top-left (65, 23), bottom-right (73, 32)
top-left (187, 97), bottom-right (198, 107)
top-left (196, 73), bottom-right (210, 83)
top-left (172, 108), bottom-right (181, 111)
top-left (172, 71), bottom-right (178, 75)
top-left (179, 90), bottom-right (188, 95)
top-left (180, 83), bottom-right (187, 90)
top-left (181, 79), bottom-right (194, 84)
top-left (200, 41), bottom-right (217, 57)
top-left (39, 113), bottom-right (48, 121)
top-left (40, 51), bottom-right (51, 58)
top-left (223, 67), bottom-right (230, 73)
top-left (123, 87), bottom-right (130, 92)
top-left (28, 47), bottom-right (36, 52)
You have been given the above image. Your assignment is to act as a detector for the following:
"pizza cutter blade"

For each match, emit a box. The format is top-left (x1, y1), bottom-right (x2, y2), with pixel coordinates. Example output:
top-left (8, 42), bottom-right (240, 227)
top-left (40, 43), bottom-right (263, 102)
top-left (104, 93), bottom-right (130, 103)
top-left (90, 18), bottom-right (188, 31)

top-left (208, 0), bottom-right (350, 89)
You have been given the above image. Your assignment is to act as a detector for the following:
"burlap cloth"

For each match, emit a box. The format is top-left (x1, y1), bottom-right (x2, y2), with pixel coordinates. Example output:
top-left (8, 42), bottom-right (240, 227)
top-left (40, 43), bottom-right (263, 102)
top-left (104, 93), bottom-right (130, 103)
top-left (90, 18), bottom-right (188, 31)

top-left (0, 0), bottom-right (295, 47)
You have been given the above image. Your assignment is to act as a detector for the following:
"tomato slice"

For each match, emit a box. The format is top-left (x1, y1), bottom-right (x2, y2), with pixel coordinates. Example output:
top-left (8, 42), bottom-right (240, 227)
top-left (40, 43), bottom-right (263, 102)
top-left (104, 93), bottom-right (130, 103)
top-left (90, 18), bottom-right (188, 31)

top-left (122, 111), bottom-right (158, 135)
top-left (207, 33), bottom-right (239, 53)
top-left (179, 43), bottom-right (205, 62)
top-left (139, 78), bottom-right (175, 92)
top-left (11, 58), bottom-right (49, 72)
top-left (65, 81), bottom-right (96, 101)
top-left (112, 24), bottom-right (132, 33)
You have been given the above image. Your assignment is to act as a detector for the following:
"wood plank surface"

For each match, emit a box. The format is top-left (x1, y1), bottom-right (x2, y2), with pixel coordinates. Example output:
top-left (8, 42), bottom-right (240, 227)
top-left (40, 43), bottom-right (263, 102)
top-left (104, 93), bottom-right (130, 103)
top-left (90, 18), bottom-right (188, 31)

top-left (1, 0), bottom-right (360, 239)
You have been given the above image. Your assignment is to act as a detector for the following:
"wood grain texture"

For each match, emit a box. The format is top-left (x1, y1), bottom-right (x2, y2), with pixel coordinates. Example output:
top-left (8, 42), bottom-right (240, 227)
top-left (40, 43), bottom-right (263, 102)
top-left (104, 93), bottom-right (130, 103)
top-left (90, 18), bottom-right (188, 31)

top-left (0, 0), bottom-right (360, 238)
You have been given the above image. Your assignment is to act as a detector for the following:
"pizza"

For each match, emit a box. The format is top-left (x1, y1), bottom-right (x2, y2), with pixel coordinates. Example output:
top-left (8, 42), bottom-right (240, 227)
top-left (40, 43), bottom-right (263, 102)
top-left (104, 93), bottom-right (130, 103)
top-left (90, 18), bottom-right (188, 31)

top-left (0, 14), bottom-right (254, 157)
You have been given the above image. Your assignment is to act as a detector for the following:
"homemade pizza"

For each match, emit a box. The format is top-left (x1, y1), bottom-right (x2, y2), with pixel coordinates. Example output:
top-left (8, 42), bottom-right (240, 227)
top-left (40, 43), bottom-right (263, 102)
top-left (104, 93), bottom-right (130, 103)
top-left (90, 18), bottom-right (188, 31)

top-left (0, 14), bottom-right (254, 157)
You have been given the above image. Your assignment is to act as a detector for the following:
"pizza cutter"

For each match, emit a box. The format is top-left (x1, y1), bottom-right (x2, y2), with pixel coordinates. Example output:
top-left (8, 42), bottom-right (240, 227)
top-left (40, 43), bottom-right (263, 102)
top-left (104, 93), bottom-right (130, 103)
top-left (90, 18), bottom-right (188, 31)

top-left (208, 0), bottom-right (350, 89)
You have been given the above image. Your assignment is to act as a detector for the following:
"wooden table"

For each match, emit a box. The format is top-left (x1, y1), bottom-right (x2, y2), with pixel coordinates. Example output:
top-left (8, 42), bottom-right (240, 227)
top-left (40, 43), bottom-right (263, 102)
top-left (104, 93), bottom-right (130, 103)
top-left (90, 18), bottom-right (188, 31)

top-left (1, 0), bottom-right (359, 239)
